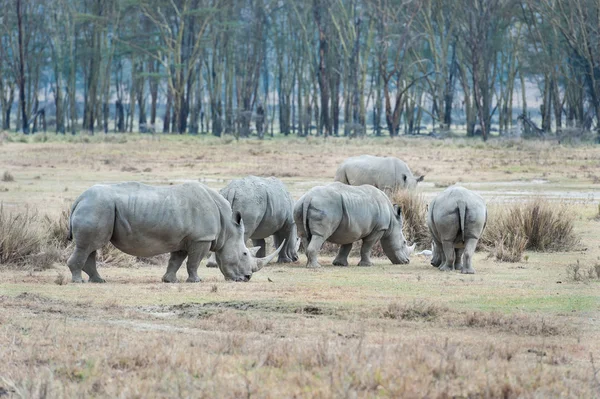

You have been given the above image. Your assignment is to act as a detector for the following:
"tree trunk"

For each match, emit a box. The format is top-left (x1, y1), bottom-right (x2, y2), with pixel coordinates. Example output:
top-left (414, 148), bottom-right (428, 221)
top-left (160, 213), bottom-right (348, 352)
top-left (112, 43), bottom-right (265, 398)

top-left (17, 0), bottom-right (29, 134)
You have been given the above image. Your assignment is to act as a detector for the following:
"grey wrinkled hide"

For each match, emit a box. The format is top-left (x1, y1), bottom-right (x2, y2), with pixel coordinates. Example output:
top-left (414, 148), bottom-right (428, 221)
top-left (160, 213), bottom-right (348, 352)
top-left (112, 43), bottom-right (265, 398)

top-left (427, 186), bottom-right (487, 274)
top-left (293, 182), bottom-right (413, 268)
top-left (67, 182), bottom-right (282, 283)
top-left (334, 155), bottom-right (424, 194)
top-left (206, 176), bottom-right (299, 267)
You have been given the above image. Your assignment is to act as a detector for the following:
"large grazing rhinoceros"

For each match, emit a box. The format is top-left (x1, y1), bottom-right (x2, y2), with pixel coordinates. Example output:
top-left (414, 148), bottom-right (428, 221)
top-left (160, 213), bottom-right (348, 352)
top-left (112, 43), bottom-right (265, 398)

top-left (66, 182), bottom-right (283, 283)
top-left (427, 186), bottom-right (487, 274)
top-left (206, 176), bottom-right (299, 267)
top-left (334, 155), bottom-right (424, 193)
top-left (293, 182), bottom-right (415, 268)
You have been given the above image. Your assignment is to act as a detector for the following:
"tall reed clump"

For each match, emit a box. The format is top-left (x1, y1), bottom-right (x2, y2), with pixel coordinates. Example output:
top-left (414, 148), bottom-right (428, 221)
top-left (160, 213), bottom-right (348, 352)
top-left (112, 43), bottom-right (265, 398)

top-left (482, 199), bottom-right (578, 262)
top-left (0, 205), bottom-right (44, 265)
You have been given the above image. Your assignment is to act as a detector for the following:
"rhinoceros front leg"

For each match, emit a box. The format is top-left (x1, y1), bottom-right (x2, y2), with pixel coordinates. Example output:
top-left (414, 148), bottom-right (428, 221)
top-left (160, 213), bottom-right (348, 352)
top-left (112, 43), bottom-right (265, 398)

top-left (358, 232), bottom-right (383, 266)
top-left (306, 235), bottom-right (325, 268)
top-left (251, 238), bottom-right (266, 258)
top-left (332, 244), bottom-right (352, 266)
top-left (185, 242), bottom-right (211, 283)
top-left (206, 252), bottom-right (218, 268)
top-left (438, 241), bottom-right (455, 272)
top-left (162, 250), bottom-right (187, 283)
top-left (83, 251), bottom-right (105, 283)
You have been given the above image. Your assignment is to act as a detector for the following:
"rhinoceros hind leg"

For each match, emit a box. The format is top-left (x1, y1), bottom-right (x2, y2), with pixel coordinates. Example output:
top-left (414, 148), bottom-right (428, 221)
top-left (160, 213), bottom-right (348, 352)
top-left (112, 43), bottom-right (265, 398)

top-left (83, 251), bottom-right (105, 283)
top-left (454, 248), bottom-right (465, 271)
top-left (333, 244), bottom-right (352, 266)
top-left (67, 247), bottom-right (93, 283)
top-left (162, 250), bottom-right (187, 283)
top-left (460, 239), bottom-right (477, 274)
top-left (186, 243), bottom-right (211, 283)
top-left (438, 241), bottom-right (455, 272)
top-left (306, 235), bottom-right (325, 268)
top-left (252, 238), bottom-right (266, 258)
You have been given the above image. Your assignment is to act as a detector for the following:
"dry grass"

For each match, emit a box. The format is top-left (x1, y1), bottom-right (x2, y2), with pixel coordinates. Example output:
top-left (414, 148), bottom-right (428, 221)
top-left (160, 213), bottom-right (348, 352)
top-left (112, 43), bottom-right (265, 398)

top-left (565, 260), bottom-right (600, 282)
top-left (1, 135), bottom-right (599, 397)
top-left (482, 199), bottom-right (579, 261)
top-left (390, 189), bottom-right (430, 248)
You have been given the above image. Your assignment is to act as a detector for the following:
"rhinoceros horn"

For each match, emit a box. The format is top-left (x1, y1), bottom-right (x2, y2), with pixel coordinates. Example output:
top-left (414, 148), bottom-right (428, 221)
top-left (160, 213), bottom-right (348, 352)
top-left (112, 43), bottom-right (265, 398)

top-left (248, 246), bottom-right (261, 256)
top-left (253, 239), bottom-right (286, 272)
top-left (408, 243), bottom-right (416, 255)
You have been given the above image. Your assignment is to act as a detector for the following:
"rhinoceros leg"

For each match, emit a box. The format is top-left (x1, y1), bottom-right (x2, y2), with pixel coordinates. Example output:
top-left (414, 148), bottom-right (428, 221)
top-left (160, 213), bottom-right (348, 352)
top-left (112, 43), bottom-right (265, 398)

top-left (438, 241), bottom-right (456, 272)
top-left (186, 242), bottom-right (211, 283)
top-left (332, 244), bottom-right (352, 266)
top-left (67, 247), bottom-right (92, 283)
top-left (305, 235), bottom-right (325, 268)
top-left (461, 239), bottom-right (478, 274)
top-left (82, 251), bottom-right (105, 283)
top-left (206, 253), bottom-right (218, 268)
top-left (252, 238), bottom-right (266, 258)
top-left (454, 248), bottom-right (464, 271)
top-left (358, 232), bottom-right (384, 266)
top-left (162, 250), bottom-right (187, 283)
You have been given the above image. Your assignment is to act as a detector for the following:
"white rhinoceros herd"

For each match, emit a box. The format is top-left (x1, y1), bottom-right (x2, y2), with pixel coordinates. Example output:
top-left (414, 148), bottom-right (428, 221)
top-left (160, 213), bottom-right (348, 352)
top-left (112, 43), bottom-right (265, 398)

top-left (66, 154), bottom-right (487, 283)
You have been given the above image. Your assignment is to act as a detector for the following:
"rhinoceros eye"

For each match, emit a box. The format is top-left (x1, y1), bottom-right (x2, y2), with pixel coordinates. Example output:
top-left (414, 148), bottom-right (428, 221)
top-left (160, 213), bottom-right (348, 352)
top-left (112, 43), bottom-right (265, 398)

top-left (243, 252), bottom-right (248, 256)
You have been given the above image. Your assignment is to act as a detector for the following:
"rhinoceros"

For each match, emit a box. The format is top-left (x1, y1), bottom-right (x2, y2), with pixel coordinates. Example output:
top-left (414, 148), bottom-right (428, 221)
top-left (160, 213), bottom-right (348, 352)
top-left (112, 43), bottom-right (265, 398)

top-left (66, 182), bottom-right (283, 283)
top-left (206, 176), bottom-right (299, 267)
top-left (427, 186), bottom-right (487, 274)
top-left (334, 155), bottom-right (424, 194)
top-left (293, 182), bottom-right (415, 268)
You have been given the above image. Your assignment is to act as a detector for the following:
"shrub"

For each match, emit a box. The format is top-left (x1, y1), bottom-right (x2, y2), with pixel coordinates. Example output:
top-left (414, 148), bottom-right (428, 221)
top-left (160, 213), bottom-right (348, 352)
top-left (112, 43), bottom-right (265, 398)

top-left (565, 260), bottom-right (600, 282)
top-left (482, 199), bottom-right (578, 260)
top-left (44, 207), bottom-right (71, 248)
top-left (2, 171), bottom-right (14, 182)
top-left (389, 190), bottom-right (430, 248)
top-left (0, 206), bottom-right (43, 265)
top-left (491, 232), bottom-right (528, 262)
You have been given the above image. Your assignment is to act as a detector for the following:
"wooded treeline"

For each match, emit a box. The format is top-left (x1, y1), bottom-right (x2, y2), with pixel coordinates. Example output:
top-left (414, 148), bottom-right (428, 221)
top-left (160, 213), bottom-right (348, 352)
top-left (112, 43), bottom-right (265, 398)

top-left (1, 0), bottom-right (599, 140)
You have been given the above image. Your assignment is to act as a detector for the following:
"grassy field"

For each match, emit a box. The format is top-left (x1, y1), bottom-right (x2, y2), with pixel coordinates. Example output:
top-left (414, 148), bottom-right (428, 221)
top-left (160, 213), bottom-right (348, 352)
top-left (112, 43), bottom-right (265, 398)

top-left (1, 132), bottom-right (600, 397)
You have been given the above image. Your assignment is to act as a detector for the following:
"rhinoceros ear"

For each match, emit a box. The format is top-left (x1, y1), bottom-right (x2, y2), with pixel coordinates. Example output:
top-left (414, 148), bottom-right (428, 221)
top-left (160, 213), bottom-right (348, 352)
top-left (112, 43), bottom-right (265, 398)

top-left (233, 211), bottom-right (245, 231)
top-left (393, 204), bottom-right (402, 218)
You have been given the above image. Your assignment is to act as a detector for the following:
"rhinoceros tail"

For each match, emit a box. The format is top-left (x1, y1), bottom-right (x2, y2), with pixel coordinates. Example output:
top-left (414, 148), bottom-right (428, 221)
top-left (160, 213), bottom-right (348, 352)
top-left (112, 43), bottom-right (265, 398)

top-left (334, 166), bottom-right (348, 184)
top-left (67, 197), bottom-right (83, 241)
top-left (457, 200), bottom-right (467, 243)
top-left (302, 196), bottom-right (311, 240)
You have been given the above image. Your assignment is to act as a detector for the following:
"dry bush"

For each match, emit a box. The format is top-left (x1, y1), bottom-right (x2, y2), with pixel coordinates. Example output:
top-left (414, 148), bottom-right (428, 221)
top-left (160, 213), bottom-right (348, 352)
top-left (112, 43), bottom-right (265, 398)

top-left (390, 190), bottom-right (430, 248)
top-left (2, 171), bottom-right (14, 182)
top-left (0, 206), bottom-right (43, 265)
top-left (44, 207), bottom-right (71, 248)
top-left (565, 260), bottom-right (600, 282)
top-left (491, 232), bottom-right (528, 262)
top-left (482, 199), bottom-right (578, 260)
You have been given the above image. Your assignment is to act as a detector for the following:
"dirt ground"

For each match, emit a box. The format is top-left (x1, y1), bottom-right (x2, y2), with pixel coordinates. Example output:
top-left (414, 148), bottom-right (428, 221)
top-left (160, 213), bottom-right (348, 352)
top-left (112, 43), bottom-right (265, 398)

top-left (0, 133), bottom-right (599, 398)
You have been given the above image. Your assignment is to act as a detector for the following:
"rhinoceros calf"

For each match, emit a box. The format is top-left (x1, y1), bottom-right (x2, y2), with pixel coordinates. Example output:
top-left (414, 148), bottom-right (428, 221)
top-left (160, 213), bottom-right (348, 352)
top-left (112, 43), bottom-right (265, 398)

top-left (206, 176), bottom-right (299, 267)
top-left (294, 182), bottom-right (415, 268)
top-left (334, 155), bottom-right (424, 193)
top-left (66, 182), bottom-right (283, 283)
top-left (427, 186), bottom-right (487, 274)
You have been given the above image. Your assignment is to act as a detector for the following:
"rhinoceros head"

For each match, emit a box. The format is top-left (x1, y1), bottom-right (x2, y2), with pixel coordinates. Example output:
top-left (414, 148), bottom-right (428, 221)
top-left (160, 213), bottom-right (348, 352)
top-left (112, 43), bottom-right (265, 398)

top-left (403, 174), bottom-right (425, 190)
top-left (380, 205), bottom-right (414, 264)
top-left (215, 212), bottom-right (284, 281)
